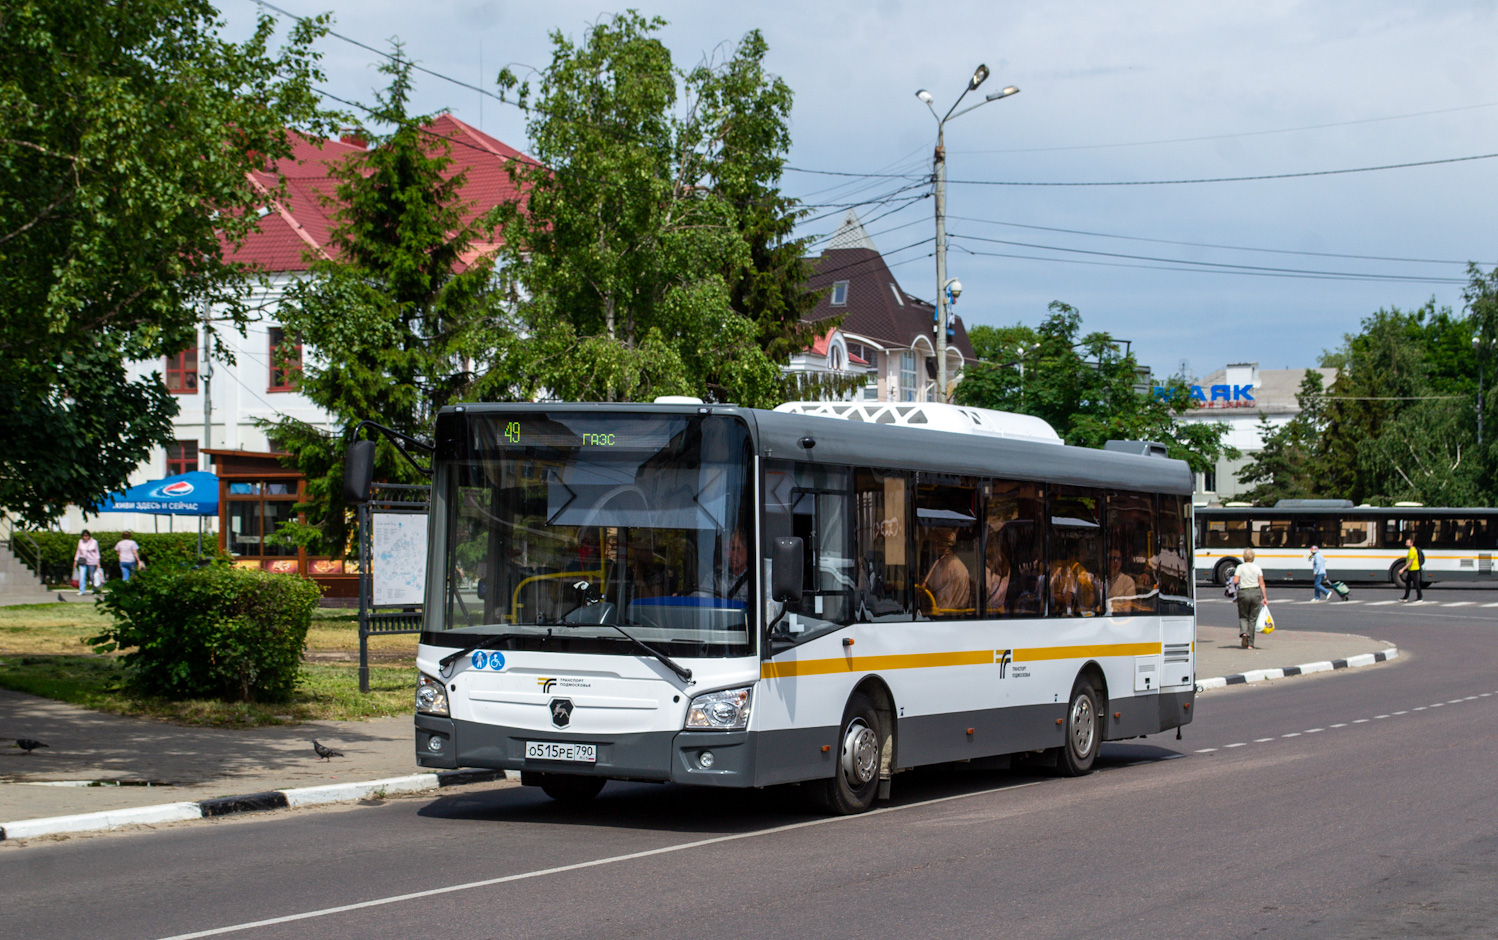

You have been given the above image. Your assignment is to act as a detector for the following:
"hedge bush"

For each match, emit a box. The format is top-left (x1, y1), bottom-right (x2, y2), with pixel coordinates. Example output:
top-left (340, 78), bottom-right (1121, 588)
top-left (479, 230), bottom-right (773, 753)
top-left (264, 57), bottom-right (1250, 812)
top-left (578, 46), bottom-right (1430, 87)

top-left (14, 530), bottom-right (228, 584)
top-left (91, 564), bottom-right (321, 702)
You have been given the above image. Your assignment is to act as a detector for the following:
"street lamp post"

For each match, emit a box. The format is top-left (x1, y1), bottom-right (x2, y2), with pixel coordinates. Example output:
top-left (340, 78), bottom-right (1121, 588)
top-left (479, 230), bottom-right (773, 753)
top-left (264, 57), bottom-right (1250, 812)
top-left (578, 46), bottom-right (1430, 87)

top-left (917, 67), bottom-right (1018, 403)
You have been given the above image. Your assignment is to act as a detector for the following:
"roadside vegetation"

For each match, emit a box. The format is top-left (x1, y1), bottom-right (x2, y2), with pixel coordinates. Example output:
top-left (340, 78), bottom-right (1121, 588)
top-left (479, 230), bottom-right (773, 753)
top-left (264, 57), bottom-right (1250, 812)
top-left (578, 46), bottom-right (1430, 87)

top-left (0, 601), bottom-right (416, 726)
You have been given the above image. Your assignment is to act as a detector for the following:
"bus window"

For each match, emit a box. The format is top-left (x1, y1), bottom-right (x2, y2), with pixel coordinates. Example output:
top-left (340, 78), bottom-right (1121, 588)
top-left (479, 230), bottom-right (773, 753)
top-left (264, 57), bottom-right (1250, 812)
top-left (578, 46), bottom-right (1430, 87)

top-left (1106, 492), bottom-right (1156, 615)
top-left (854, 469), bottom-right (911, 621)
top-left (985, 481), bottom-right (1044, 617)
top-left (763, 462), bottom-right (853, 638)
top-left (1205, 519), bottom-right (1248, 548)
top-left (1254, 519), bottom-right (1289, 548)
top-left (1048, 486), bottom-right (1104, 617)
top-left (1475, 517), bottom-right (1498, 550)
top-left (1341, 519), bottom-right (1375, 548)
top-left (1158, 495), bottom-right (1192, 615)
top-left (915, 475), bottom-right (979, 619)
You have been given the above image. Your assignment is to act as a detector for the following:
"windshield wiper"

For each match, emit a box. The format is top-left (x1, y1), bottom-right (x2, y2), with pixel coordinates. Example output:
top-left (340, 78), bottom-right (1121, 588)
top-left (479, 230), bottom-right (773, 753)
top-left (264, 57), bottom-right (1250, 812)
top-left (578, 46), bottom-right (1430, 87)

top-left (588, 623), bottom-right (693, 684)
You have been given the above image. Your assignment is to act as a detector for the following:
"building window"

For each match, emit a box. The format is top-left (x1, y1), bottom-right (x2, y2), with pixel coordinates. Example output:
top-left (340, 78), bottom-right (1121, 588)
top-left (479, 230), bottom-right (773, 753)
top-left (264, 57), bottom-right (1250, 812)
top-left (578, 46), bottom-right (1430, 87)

top-left (900, 351), bottom-right (917, 402)
top-left (165, 348), bottom-right (198, 394)
top-left (268, 327), bottom-right (302, 391)
top-left (166, 440), bottom-right (198, 477)
top-left (829, 345), bottom-right (844, 371)
top-left (830, 281), bottom-right (849, 306)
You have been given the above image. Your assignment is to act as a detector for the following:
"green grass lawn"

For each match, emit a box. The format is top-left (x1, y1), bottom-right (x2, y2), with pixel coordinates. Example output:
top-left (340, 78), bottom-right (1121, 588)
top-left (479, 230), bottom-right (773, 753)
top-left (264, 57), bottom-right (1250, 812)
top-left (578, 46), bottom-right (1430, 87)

top-left (0, 602), bottom-right (418, 726)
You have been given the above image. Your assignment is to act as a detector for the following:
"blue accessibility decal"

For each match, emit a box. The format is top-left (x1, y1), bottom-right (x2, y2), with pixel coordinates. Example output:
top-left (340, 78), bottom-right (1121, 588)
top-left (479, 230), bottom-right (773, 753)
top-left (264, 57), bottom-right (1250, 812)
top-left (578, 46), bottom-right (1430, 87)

top-left (471, 650), bottom-right (488, 670)
top-left (489, 652), bottom-right (506, 671)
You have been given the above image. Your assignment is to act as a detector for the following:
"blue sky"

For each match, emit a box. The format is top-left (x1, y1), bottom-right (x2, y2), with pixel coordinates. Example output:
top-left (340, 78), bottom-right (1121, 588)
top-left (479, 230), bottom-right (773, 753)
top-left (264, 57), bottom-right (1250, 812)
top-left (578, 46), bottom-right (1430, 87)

top-left (220, 0), bottom-right (1498, 378)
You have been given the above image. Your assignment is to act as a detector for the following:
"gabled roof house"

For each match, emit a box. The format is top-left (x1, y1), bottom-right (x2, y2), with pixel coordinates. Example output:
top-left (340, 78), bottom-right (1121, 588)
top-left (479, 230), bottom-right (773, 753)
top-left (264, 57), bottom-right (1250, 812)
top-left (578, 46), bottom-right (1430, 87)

top-left (789, 211), bottom-right (976, 402)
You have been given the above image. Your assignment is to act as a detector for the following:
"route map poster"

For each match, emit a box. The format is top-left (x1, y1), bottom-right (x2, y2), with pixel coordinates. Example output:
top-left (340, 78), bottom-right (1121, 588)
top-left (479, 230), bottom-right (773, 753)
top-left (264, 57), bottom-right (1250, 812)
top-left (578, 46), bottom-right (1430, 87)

top-left (372, 513), bottom-right (428, 607)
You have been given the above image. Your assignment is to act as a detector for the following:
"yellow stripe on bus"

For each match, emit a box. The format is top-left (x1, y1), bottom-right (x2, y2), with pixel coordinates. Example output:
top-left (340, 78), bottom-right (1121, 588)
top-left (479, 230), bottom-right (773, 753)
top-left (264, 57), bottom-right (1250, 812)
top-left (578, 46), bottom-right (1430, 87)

top-left (760, 642), bottom-right (1162, 679)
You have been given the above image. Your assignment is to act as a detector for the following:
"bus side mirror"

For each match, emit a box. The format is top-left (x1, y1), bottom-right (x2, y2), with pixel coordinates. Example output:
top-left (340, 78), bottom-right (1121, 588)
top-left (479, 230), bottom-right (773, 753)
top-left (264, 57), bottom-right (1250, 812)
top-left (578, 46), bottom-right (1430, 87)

top-left (343, 439), bottom-right (376, 504)
top-left (772, 537), bottom-right (805, 603)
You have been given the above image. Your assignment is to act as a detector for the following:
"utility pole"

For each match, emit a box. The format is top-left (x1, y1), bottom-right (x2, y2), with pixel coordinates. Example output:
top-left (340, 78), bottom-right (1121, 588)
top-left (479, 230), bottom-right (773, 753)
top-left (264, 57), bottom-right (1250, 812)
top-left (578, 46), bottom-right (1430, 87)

top-left (202, 315), bottom-right (213, 469)
top-left (917, 70), bottom-right (1019, 403)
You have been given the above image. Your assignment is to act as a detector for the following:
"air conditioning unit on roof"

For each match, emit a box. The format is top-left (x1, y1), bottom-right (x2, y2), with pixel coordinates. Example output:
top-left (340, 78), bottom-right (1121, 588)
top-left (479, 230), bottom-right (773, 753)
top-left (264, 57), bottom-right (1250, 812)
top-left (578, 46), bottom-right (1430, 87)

top-left (773, 401), bottom-right (1062, 445)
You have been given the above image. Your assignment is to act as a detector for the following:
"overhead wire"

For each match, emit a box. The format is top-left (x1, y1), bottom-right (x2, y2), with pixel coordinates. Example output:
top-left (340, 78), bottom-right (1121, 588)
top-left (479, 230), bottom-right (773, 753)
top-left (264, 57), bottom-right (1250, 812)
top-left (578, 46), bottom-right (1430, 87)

top-left (950, 101), bottom-right (1498, 154)
top-left (252, 0), bottom-right (519, 108)
top-left (943, 215), bottom-right (1495, 266)
top-left (949, 231), bottom-right (1470, 283)
top-left (944, 151), bottom-right (1498, 187)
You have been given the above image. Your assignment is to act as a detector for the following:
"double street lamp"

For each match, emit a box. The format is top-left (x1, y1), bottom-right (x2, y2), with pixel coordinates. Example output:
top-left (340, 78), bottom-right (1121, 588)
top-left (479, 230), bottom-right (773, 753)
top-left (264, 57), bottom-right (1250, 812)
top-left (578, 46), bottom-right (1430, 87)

top-left (917, 65), bottom-right (1019, 402)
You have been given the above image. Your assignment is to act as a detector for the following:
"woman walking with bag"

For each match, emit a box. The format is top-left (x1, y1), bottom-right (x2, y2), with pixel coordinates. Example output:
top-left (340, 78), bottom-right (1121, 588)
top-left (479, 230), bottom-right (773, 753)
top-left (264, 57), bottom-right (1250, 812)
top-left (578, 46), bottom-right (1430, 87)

top-left (73, 530), bottom-right (100, 596)
top-left (1232, 548), bottom-right (1269, 650)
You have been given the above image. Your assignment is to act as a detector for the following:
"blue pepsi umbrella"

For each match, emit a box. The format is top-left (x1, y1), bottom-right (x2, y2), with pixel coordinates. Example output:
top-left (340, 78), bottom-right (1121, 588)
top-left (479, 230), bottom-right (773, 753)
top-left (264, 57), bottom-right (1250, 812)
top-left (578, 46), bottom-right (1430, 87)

top-left (96, 471), bottom-right (219, 516)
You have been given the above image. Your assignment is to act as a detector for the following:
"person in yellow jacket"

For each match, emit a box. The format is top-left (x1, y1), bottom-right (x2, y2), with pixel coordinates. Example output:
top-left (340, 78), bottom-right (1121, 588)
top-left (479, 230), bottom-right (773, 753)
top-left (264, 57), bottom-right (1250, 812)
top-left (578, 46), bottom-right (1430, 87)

top-left (1398, 536), bottom-right (1424, 602)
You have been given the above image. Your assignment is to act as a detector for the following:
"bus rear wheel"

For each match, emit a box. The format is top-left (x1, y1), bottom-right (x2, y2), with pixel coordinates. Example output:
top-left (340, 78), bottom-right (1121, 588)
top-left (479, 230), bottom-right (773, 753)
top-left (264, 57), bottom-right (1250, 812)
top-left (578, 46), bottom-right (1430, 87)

top-left (818, 693), bottom-right (882, 815)
top-left (1055, 677), bottom-right (1102, 777)
top-left (1215, 558), bottom-right (1238, 586)
top-left (532, 772), bottom-right (606, 803)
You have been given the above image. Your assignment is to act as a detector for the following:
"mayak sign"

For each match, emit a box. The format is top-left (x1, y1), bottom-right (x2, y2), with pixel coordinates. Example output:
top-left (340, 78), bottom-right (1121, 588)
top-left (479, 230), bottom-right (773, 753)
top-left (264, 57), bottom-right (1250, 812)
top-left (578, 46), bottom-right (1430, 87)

top-left (1153, 383), bottom-right (1256, 409)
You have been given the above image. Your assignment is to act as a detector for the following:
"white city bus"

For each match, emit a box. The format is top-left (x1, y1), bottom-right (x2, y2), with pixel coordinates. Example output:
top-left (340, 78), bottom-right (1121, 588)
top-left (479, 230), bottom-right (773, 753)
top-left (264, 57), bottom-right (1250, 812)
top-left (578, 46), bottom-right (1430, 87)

top-left (1195, 502), bottom-right (1498, 586)
top-left (365, 401), bottom-right (1196, 815)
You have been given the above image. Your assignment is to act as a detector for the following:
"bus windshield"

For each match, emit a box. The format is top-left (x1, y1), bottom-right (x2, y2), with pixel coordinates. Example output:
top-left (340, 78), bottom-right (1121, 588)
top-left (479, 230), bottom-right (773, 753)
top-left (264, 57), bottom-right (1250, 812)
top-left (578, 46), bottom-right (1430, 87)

top-left (438, 412), bottom-right (754, 658)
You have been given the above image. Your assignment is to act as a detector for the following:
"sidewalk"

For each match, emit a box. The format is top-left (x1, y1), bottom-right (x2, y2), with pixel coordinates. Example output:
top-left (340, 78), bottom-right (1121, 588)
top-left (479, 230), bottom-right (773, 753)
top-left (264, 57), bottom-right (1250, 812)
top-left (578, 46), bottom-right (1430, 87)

top-left (2, 623), bottom-right (1396, 827)
top-left (1195, 624), bottom-right (1395, 686)
top-left (0, 689), bottom-right (432, 822)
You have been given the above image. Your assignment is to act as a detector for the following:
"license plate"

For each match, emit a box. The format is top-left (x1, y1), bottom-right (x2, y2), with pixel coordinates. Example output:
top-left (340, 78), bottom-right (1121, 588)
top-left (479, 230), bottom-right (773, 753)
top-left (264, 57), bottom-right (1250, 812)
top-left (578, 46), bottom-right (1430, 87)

top-left (525, 741), bottom-right (597, 763)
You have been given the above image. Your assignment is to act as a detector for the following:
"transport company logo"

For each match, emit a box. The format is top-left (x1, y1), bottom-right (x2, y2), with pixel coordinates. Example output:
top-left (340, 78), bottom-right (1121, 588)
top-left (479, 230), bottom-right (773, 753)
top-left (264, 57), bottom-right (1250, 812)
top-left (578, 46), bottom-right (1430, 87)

top-left (536, 676), bottom-right (591, 692)
top-left (995, 649), bottom-right (1013, 678)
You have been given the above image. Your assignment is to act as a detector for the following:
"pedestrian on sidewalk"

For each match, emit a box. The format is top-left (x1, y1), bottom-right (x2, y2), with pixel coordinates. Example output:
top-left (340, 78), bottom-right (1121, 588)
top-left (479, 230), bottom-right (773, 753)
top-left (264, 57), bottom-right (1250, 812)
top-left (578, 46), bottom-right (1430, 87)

top-left (115, 531), bottom-right (142, 582)
top-left (1309, 545), bottom-right (1329, 600)
top-left (73, 530), bottom-right (100, 595)
top-left (1398, 535), bottom-right (1424, 602)
top-left (1232, 548), bottom-right (1268, 649)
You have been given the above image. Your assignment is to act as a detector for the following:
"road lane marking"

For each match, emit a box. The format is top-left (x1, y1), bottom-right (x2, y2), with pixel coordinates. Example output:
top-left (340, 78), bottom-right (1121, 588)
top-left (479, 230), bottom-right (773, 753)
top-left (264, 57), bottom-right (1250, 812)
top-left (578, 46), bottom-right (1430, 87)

top-left (1444, 602), bottom-right (1476, 607)
top-left (1354, 719), bottom-right (1370, 723)
top-left (1330, 723), bottom-right (1348, 728)
top-left (1195, 748), bottom-right (1218, 753)
top-left (1484, 602), bottom-right (1498, 608)
top-left (1393, 711), bottom-right (1408, 715)
top-left (1414, 706), bottom-right (1426, 710)
top-left (1305, 728), bottom-right (1324, 733)
top-left (1224, 742), bottom-right (1247, 748)
top-left (1375, 715), bottom-right (1390, 719)
top-left (151, 779), bottom-right (1048, 940)
top-left (1254, 738), bottom-right (1274, 742)
top-left (1282, 733), bottom-right (1301, 738)
top-left (1368, 601), bottom-right (1398, 606)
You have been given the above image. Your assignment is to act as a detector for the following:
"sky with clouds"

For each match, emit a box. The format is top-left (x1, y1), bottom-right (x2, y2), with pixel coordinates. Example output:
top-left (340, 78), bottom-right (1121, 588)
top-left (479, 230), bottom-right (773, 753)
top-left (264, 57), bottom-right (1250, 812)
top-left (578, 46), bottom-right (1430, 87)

top-left (220, 0), bottom-right (1498, 378)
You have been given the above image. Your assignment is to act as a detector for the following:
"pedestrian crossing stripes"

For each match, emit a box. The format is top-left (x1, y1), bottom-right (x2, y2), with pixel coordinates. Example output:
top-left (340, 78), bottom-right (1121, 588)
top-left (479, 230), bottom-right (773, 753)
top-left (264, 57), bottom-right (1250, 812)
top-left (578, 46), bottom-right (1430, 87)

top-left (1198, 596), bottom-right (1496, 609)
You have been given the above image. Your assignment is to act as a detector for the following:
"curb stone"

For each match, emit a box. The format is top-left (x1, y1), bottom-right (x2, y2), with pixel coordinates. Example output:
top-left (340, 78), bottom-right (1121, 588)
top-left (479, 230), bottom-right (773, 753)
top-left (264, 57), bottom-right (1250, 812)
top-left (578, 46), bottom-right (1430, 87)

top-left (1196, 647), bottom-right (1398, 692)
top-left (0, 769), bottom-right (506, 842)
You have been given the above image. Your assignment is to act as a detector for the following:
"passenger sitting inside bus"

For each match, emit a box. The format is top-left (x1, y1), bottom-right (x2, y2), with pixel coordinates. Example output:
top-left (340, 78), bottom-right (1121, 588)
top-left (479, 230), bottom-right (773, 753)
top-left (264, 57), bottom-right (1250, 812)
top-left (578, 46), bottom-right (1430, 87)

top-left (1106, 550), bottom-right (1138, 614)
top-left (922, 528), bottom-right (972, 613)
top-left (984, 539), bottom-right (1010, 615)
top-left (713, 530), bottom-right (750, 603)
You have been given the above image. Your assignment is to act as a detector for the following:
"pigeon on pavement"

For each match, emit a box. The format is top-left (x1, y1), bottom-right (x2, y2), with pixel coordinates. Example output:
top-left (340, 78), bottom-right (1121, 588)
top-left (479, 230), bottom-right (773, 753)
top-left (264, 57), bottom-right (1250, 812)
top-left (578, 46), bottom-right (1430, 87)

top-left (16, 738), bottom-right (48, 754)
top-left (312, 740), bottom-right (344, 761)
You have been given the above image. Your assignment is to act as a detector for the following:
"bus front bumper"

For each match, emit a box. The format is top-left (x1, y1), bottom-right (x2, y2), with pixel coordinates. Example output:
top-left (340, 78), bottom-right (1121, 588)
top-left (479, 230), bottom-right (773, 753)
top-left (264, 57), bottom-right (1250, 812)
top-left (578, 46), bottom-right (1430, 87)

top-left (415, 714), bottom-right (757, 787)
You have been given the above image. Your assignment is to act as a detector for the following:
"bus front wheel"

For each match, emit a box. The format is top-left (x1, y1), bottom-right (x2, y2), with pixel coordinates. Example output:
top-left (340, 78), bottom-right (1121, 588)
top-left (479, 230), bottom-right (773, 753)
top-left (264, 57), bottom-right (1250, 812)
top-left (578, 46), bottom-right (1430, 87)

top-left (819, 693), bottom-right (882, 815)
top-left (1055, 677), bottom-right (1102, 777)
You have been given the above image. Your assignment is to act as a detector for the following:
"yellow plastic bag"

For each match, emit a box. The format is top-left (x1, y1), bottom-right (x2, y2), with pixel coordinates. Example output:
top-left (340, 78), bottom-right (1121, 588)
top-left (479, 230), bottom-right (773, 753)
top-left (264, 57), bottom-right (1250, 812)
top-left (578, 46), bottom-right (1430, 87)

top-left (1256, 605), bottom-right (1275, 634)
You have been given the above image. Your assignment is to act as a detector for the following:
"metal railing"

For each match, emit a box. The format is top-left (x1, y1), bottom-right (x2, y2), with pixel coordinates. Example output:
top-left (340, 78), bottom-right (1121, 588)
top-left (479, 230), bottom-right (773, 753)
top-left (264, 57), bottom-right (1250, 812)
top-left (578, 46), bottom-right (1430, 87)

top-left (0, 511), bottom-right (43, 582)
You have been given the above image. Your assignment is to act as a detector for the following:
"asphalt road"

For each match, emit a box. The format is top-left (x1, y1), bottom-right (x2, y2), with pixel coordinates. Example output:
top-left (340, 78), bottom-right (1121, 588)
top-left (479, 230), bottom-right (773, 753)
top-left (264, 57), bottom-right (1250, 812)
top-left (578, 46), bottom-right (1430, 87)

top-left (6, 584), bottom-right (1498, 940)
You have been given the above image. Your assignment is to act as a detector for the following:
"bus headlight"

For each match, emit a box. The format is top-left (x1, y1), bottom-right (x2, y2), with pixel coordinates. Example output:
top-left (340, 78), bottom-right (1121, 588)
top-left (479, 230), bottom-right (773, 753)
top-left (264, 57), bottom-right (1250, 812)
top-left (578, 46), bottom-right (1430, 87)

top-left (685, 686), bottom-right (753, 730)
top-left (416, 673), bottom-right (449, 716)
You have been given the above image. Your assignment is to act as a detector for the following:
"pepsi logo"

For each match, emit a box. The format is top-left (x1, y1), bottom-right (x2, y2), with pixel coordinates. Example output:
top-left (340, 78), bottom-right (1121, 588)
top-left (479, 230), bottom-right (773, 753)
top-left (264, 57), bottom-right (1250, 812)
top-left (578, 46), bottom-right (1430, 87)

top-left (150, 480), bottom-right (195, 498)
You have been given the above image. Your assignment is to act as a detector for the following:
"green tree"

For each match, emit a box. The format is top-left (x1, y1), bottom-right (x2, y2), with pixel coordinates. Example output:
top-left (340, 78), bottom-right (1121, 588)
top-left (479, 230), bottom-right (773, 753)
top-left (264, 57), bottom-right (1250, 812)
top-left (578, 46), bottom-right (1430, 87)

top-left (0, 0), bottom-right (331, 524)
top-left (486, 13), bottom-right (828, 406)
top-left (955, 302), bottom-right (1236, 473)
top-left (263, 53), bottom-right (507, 555)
